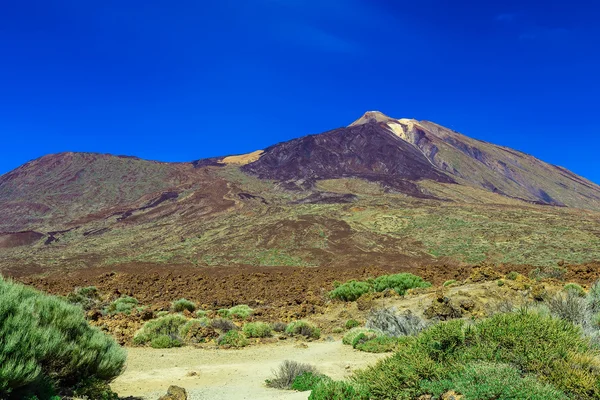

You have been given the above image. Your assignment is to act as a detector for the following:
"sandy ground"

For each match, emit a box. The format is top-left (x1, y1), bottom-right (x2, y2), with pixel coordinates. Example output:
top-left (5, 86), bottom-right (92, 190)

top-left (112, 340), bottom-right (387, 400)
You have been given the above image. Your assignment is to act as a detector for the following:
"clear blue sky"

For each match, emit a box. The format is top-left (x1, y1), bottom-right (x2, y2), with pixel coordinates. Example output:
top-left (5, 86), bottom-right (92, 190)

top-left (1, 0), bottom-right (599, 183)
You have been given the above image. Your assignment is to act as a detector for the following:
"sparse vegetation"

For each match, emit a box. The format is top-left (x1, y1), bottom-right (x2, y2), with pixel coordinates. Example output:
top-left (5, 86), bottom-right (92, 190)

top-left (443, 279), bottom-right (456, 287)
top-left (171, 298), bottom-right (196, 313)
top-left (285, 321), bottom-right (320, 339)
top-left (330, 273), bottom-right (431, 301)
top-left (266, 360), bottom-right (318, 390)
top-left (105, 295), bottom-right (138, 315)
top-left (506, 271), bottom-right (520, 280)
top-left (272, 322), bottom-right (288, 332)
top-left (65, 286), bottom-right (100, 311)
top-left (0, 276), bottom-right (126, 398)
top-left (529, 265), bottom-right (566, 281)
top-left (243, 322), bottom-right (272, 338)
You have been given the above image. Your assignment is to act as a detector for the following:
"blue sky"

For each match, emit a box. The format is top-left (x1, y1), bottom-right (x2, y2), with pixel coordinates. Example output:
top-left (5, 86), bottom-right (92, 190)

top-left (1, 0), bottom-right (599, 183)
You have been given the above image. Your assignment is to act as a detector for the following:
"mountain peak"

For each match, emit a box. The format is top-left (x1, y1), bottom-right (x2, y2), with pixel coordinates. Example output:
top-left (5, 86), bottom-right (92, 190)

top-left (349, 111), bottom-right (394, 127)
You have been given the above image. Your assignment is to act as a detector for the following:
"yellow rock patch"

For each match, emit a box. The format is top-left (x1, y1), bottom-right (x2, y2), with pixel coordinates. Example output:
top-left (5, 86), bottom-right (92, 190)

top-left (220, 150), bottom-right (264, 165)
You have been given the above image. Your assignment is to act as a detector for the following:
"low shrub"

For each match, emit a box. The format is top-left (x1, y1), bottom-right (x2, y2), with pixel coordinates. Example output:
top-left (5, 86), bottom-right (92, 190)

top-left (286, 321), bottom-right (320, 339)
top-left (547, 291), bottom-right (587, 325)
top-left (309, 380), bottom-right (369, 400)
top-left (564, 283), bottom-right (586, 297)
top-left (529, 266), bottom-right (566, 281)
top-left (105, 296), bottom-right (138, 315)
top-left (218, 304), bottom-right (253, 319)
top-left (243, 322), bottom-right (272, 338)
top-left (329, 273), bottom-right (431, 302)
top-left (155, 310), bottom-right (169, 318)
top-left (342, 328), bottom-right (380, 345)
top-left (506, 271), bottom-right (520, 280)
top-left (366, 308), bottom-right (427, 337)
top-left (150, 335), bottom-right (182, 349)
top-left (66, 286), bottom-right (100, 311)
top-left (266, 360), bottom-right (317, 389)
top-left (272, 322), bottom-right (288, 332)
top-left (372, 273), bottom-right (432, 295)
top-left (133, 314), bottom-right (187, 346)
top-left (497, 279), bottom-right (505, 287)
top-left (211, 318), bottom-right (237, 332)
top-left (350, 311), bottom-right (598, 399)
top-left (195, 309), bottom-right (207, 318)
top-left (218, 330), bottom-right (248, 347)
top-left (345, 319), bottom-right (360, 330)
top-left (442, 280), bottom-right (456, 287)
top-left (329, 280), bottom-right (371, 302)
top-left (291, 372), bottom-right (331, 392)
top-left (588, 280), bottom-right (600, 313)
top-left (171, 298), bottom-right (196, 313)
top-left (72, 378), bottom-right (120, 400)
top-left (0, 276), bottom-right (126, 398)
top-left (419, 362), bottom-right (568, 400)
top-left (355, 336), bottom-right (399, 353)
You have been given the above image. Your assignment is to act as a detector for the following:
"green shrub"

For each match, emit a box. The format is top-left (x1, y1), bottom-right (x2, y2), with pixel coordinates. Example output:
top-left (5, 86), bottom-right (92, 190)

top-left (345, 319), bottom-right (360, 330)
top-left (72, 378), bottom-right (119, 400)
top-left (133, 314), bottom-right (187, 346)
top-left (351, 311), bottom-right (600, 399)
top-left (506, 271), bottom-right (520, 280)
top-left (66, 286), bottom-right (100, 311)
top-left (342, 328), bottom-right (379, 345)
top-left (0, 276), bottom-right (126, 398)
top-left (497, 279), bottom-right (505, 287)
top-left (329, 280), bottom-right (371, 302)
top-left (372, 273), bottom-right (432, 295)
top-left (563, 283), bottom-right (585, 297)
top-left (329, 274), bottom-right (431, 301)
top-left (309, 380), bottom-right (370, 400)
top-left (195, 309), bottom-right (207, 318)
top-left (218, 330), bottom-right (248, 347)
top-left (292, 372), bottom-right (331, 391)
top-left (332, 327), bottom-right (344, 334)
top-left (171, 298), bottom-right (196, 313)
top-left (587, 280), bottom-right (600, 313)
top-left (443, 280), bottom-right (456, 287)
top-left (419, 362), bottom-right (568, 399)
top-left (286, 321), bottom-right (320, 339)
top-left (243, 322), bottom-right (272, 338)
top-left (355, 336), bottom-right (399, 353)
top-left (217, 304), bottom-right (253, 319)
top-left (150, 335), bottom-right (182, 349)
top-left (155, 310), bottom-right (169, 317)
top-left (179, 318), bottom-right (210, 338)
top-left (266, 360), bottom-right (318, 389)
top-left (105, 296), bottom-right (138, 315)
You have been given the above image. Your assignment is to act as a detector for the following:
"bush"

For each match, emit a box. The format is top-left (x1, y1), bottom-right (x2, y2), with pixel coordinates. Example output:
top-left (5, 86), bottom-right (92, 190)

top-left (243, 322), bottom-right (272, 338)
top-left (355, 336), bottom-right (399, 353)
top-left (105, 296), bottom-right (138, 315)
top-left (66, 286), bottom-right (100, 311)
top-left (419, 362), bottom-right (568, 399)
top-left (343, 328), bottom-right (380, 345)
top-left (564, 283), bottom-right (586, 297)
top-left (345, 319), bottom-right (360, 330)
top-left (329, 274), bottom-right (431, 302)
top-left (443, 280), bottom-right (456, 287)
top-left (351, 311), bottom-right (599, 399)
top-left (506, 271), bottom-right (520, 280)
top-left (547, 291), bottom-right (587, 325)
top-left (133, 314), bottom-right (187, 346)
top-left (286, 321), bottom-right (320, 339)
top-left (329, 280), bottom-right (371, 302)
top-left (0, 276), bottom-right (126, 398)
top-left (72, 378), bottom-right (119, 400)
top-left (309, 380), bottom-right (369, 400)
top-left (211, 318), bottom-right (237, 332)
top-left (366, 308), bottom-right (427, 337)
top-left (291, 372), bottom-right (331, 391)
top-left (497, 279), bottom-right (505, 287)
top-left (150, 335), bottom-right (182, 349)
top-left (171, 298), bottom-right (196, 313)
top-left (529, 266), bottom-right (566, 281)
top-left (218, 330), bottom-right (248, 347)
top-left (266, 360), bottom-right (317, 389)
top-left (155, 310), bottom-right (169, 318)
top-left (272, 322), bottom-right (288, 332)
top-left (217, 304), bottom-right (253, 319)
top-left (588, 280), bottom-right (600, 314)
top-left (195, 309), bottom-right (207, 318)
top-left (372, 273), bottom-right (432, 295)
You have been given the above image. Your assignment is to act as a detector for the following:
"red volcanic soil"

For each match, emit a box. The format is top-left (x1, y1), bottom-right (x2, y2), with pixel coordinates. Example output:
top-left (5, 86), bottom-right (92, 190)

top-left (0, 231), bottom-right (45, 249)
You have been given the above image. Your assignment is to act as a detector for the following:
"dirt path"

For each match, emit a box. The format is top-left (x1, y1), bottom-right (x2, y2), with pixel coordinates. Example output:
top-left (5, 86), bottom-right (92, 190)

top-left (111, 341), bottom-right (387, 400)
